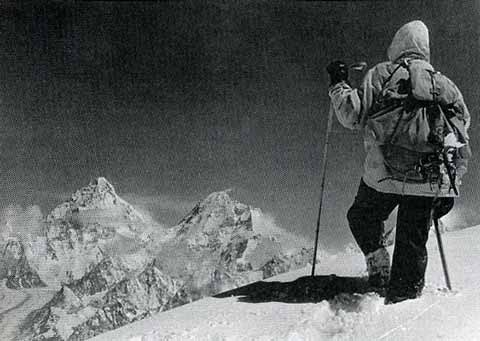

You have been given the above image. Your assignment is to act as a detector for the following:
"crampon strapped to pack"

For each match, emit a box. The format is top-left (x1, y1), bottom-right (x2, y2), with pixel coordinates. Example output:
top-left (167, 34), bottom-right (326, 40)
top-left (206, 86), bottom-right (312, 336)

top-left (368, 59), bottom-right (469, 194)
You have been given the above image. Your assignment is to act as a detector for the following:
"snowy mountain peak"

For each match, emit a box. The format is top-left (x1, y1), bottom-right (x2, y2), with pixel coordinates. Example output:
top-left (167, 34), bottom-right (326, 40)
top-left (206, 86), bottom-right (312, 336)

top-left (80, 177), bottom-right (118, 201)
top-left (92, 176), bottom-right (115, 190)
top-left (59, 177), bottom-right (118, 212)
top-left (202, 189), bottom-right (234, 205)
top-left (35, 178), bottom-right (153, 287)
top-left (46, 177), bottom-right (145, 224)
top-left (183, 189), bottom-right (239, 217)
top-left (176, 190), bottom-right (252, 241)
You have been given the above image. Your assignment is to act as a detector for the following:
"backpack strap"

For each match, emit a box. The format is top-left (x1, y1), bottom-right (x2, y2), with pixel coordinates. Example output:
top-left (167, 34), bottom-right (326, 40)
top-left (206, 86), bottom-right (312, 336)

top-left (370, 61), bottom-right (408, 120)
top-left (428, 70), bottom-right (440, 103)
top-left (381, 61), bottom-right (406, 89)
top-left (381, 61), bottom-right (411, 146)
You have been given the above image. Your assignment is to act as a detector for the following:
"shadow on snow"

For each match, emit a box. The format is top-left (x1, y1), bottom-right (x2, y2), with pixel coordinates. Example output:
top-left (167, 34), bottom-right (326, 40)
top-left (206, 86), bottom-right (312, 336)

top-left (215, 275), bottom-right (379, 305)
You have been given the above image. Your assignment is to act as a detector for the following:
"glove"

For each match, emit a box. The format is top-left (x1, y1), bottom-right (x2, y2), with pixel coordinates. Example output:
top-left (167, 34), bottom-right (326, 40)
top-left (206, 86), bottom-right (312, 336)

top-left (326, 60), bottom-right (349, 86)
top-left (432, 197), bottom-right (454, 220)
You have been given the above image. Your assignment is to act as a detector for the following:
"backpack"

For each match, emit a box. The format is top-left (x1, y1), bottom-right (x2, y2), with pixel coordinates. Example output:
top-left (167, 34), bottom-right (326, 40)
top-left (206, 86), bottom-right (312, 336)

top-left (368, 59), bottom-right (469, 193)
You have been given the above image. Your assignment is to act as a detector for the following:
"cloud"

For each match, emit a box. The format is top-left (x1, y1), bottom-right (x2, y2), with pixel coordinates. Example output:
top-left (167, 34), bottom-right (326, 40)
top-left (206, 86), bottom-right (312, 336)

top-left (0, 205), bottom-right (44, 241)
top-left (123, 193), bottom-right (197, 215)
top-left (122, 193), bottom-right (198, 228)
top-left (130, 205), bottom-right (167, 231)
top-left (251, 208), bottom-right (310, 251)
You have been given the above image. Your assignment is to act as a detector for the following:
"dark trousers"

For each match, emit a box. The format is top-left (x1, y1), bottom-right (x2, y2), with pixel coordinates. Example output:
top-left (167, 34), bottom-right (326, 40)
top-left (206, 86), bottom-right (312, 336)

top-left (347, 179), bottom-right (453, 297)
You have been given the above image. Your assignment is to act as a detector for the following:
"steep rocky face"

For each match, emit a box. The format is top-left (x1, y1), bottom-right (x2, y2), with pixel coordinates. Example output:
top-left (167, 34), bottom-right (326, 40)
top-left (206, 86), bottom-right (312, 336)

top-left (0, 238), bottom-right (45, 289)
top-left (153, 191), bottom-right (255, 295)
top-left (22, 257), bottom-right (131, 341)
top-left (30, 177), bottom-right (153, 287)
top-left (23, 257), bottom-right (181, 341)
top-left (46, 177), bottom-right (148, 239)
top-left (260, 248), bottom-right (313, 278)
top-left (157, 190), bottom-right (309, 297)
top-left (174, 190), bottom-right (253, 247)
top-left (69, 262), bottom-right (182, 340)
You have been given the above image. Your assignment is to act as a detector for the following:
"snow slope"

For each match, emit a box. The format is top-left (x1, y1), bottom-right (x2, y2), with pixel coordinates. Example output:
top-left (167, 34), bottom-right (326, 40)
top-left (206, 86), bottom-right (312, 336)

top-left (92, 226), bottom-right (480, 341)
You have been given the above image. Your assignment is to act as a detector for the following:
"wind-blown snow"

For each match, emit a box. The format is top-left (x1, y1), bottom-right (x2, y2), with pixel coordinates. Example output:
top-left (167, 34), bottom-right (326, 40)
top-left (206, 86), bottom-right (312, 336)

top-left (0, 205), bottom-right (44, 241)
top-left (92, 226), bottom-right (480, 341)
top-left (251, 209), bottom-right (310, 252)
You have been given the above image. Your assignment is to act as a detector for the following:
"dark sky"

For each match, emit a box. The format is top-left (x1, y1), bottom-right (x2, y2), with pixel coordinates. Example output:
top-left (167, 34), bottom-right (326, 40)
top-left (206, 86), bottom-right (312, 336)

top-left (1, 1), bottom-right (479, 251)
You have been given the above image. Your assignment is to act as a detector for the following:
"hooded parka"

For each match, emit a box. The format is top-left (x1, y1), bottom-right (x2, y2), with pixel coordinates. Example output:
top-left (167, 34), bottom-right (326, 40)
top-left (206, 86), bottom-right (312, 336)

top-left (329, 20), bottom-right (471, 197)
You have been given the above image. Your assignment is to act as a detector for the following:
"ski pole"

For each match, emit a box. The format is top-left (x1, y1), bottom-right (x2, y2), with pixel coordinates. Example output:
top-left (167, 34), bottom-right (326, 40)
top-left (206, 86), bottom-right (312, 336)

top-left (311, 61), bottom-right (367, 277)
top-left (433, 217), bottom-right (452, 290)
top-left (311, 104), bottom-right (334, 277)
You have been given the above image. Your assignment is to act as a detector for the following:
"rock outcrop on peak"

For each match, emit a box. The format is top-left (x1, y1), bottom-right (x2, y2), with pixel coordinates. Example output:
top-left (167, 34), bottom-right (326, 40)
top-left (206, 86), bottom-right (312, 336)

top-left (46, 177), bottom-right (148, 239)
top-left (48, 177), bottom-right (118, 215)
top-left (0, 238), bottom-right (46, 289)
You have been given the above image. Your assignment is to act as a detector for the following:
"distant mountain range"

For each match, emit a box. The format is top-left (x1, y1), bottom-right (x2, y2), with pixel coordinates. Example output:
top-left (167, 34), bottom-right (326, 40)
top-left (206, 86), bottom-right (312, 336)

top-left (0, 178), bottom-right (312, 340)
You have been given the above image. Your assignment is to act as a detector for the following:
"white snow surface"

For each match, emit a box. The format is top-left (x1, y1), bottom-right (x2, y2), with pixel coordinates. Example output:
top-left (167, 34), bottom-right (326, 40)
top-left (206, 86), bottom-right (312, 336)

top-left (92, 226), bottom-right (480, 341)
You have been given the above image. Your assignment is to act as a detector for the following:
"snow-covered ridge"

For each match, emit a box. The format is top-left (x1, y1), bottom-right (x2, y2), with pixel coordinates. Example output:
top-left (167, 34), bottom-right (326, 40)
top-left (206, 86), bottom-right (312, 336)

top-left (48, 177), bottom-right (136, 218)
top-left (91, 226), bottom-right (480, 341)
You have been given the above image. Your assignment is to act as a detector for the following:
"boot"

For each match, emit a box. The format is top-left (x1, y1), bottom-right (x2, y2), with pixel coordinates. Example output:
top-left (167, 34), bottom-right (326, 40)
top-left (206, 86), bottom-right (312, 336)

top-left (365, 247), bottom-right (391, 291)
top-left (385, 277), bottom-right (424, 305)
top-left (384, 291), bottom-right (419, 305)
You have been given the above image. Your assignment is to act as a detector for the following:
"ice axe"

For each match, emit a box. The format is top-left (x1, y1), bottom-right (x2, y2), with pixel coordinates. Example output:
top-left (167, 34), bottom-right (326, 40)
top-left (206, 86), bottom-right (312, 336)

top-left (311, 61), bottom-right (367, 277)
